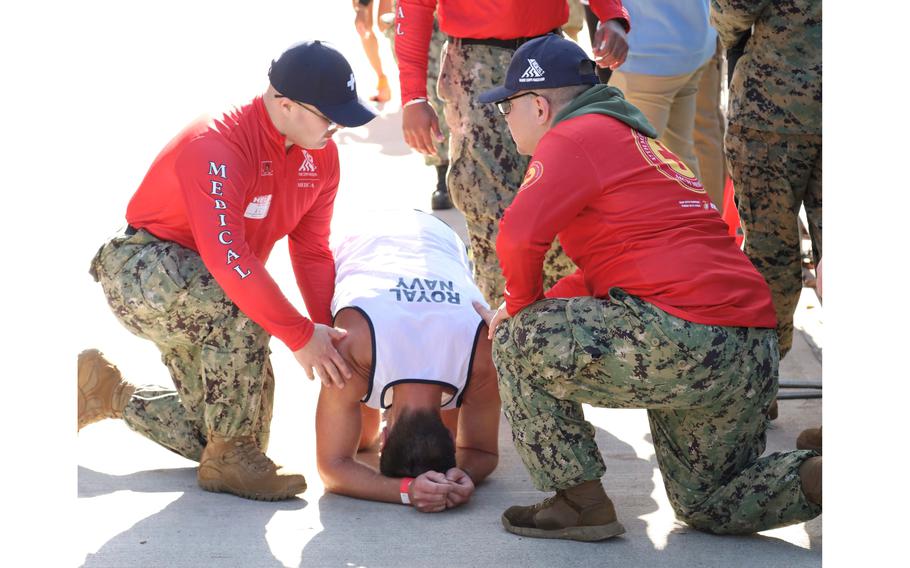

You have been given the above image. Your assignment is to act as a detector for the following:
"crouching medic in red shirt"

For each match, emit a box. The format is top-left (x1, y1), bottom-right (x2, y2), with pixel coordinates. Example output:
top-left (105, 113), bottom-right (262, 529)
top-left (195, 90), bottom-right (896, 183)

top-left (78, 40), bottom-right (376, 501)
top-left (473, 35), bottom-right (822, 541)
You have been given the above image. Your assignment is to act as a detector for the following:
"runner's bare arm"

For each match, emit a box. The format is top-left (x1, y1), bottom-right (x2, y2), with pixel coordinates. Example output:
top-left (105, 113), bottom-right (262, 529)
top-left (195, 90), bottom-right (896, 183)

top-left (315, 382), bottom-right (401, 503)
top-left (454, 328), bottom-right (500, 485)
top-left (316, 386), bottom-right (451, 512)
top-left (316, 308), bottom-right (452, 512)
top-left (442, 328), bottom-right (500, 509)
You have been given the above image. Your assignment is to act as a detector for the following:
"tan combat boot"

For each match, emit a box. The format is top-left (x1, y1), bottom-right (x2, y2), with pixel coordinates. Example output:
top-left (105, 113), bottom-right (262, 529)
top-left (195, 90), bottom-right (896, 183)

top-left (197, 434), bottom-right (307, 501)
top-left (78, 349), bottom-right (136, 431)
top-left (796, 426), bottom-right (822, 453)
top-left (501, 480), bottom-right (626, 541)
top-left (767, 399), bottom-right (779, 420)
top-left (799, 456), bottom-right (822, 505)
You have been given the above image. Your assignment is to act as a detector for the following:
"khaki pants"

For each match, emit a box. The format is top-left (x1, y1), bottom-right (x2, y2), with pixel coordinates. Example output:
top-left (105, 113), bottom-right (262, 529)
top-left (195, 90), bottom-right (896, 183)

top-left (692, 42), bottom-right (726, 212)
top-left (613, 48), bottom-right (726, 209)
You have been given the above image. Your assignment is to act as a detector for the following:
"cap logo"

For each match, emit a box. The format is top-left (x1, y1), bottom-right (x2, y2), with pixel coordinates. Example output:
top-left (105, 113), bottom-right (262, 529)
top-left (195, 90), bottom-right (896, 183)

top-left (519, 59), bottom-right (546, 83)
top-left (347, 73), bottom-right (355, 92)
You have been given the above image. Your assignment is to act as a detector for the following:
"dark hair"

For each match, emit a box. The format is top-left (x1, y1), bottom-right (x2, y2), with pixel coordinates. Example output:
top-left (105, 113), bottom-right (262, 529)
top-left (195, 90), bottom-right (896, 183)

top-left (379, 409), bottom-right (456, 477)
top-left (545, 83), bottom-right (592, 110)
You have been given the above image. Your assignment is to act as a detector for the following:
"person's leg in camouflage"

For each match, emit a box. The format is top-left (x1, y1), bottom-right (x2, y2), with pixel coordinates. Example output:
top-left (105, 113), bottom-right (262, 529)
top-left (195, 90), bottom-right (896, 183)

top-left (643, 322), bottom-right (820, 534)
top-left (493, 290), bottom-right (821, 539)
top-left (119, 344), bottom-right (209, 462)
top-left (117, 342), bottom-right (275, 462)
top-left (426, 18), bottom-right (453, 210)
top-left (804, 140), bottom-right (822, 267)
top-left (725, 126), bottom-right (823, 357)
top-left (384, 8), bottom-right (453, 210)
top-left (437, 41), bottom-right (575, 307)
top-left (84, 229), bottom-right (304, 500)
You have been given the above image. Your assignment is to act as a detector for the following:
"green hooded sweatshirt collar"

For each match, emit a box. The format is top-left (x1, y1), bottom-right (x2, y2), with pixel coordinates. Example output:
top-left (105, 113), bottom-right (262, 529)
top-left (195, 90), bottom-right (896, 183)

top-left (551, 84), bottom-right (658, 138)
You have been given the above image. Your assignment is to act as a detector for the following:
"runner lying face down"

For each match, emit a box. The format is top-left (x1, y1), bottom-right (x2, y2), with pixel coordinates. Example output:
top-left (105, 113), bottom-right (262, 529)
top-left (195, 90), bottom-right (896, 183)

top-left (315, 210), bottom-right (500, 512)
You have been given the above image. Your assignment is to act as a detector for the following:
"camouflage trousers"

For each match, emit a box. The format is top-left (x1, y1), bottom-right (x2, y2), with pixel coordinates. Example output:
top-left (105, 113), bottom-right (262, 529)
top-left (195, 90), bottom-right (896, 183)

top-left (384, 10), bottom-right (449, 166)
top-left (725, 125), bottom-right (822, 358)
top-left (493, 289), bottom-right (821, 534)
top-left (437, 41), bottom-right (576, 306)
top-left (89, 229), bottom-right (274, 462)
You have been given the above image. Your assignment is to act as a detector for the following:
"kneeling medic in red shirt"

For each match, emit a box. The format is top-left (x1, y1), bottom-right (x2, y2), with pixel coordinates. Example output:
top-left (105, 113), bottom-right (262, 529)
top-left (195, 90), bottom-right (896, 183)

top-left (78, 41), bottom-right (376, 502)
top-left (473, 34), bottom-right (821, 541)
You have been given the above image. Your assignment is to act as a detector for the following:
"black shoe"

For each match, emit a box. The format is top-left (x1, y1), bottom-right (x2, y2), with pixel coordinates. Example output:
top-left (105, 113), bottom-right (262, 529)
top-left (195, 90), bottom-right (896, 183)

top-left (432, 187), bottom-right (453, 210)
top-left (432, 163), bottom-right (453, 210)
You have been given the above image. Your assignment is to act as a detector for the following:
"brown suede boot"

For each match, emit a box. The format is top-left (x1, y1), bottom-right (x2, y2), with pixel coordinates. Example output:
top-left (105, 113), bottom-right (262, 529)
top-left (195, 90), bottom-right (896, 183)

top-left (799, 456), bottom-right (822, 505)
top-left (796, 427), bottom-right (822, 453)
top-left (501, 480), bottom-right (625, 542)
top-left (78, 349), bottom-right (136, 431)
top-left (767, 399), bottom-right (779, 420)
top-left (197, 434), bottom-right (307, 501)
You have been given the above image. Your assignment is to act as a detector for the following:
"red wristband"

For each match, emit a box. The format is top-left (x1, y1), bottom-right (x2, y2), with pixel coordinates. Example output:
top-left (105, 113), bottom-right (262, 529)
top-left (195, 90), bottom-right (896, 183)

top-left (400, 477), bottom-right (415, 505)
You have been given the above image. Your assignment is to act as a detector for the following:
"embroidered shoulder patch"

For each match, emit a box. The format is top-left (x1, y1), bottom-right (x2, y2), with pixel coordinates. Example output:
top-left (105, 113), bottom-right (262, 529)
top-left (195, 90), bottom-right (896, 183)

top-left (519, 160), bottom-right (544, 192)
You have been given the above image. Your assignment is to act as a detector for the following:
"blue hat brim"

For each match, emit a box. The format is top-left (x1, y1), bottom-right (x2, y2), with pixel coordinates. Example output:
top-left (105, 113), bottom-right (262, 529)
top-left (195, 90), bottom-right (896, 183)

top-left (476, 85), bottom-right (519, 104)
top-left (318, 98), bottom-right (378, 127)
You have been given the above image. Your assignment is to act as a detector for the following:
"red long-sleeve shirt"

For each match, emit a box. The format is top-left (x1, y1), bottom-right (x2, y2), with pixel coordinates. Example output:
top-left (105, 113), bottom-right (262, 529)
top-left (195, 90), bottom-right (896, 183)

top-left (394, 0), bottom-right (630, 104)
top-left (125, 96), bottom-right (339, 351)
top-left (498, 113), bottom-right (777, 328)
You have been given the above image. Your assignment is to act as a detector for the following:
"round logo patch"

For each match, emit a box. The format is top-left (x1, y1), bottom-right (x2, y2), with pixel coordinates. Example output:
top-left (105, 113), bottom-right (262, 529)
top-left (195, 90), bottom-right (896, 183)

top-left (519, 161), bottom-right (544, 192)
top-left (633, 130), bottom-right (704, 193)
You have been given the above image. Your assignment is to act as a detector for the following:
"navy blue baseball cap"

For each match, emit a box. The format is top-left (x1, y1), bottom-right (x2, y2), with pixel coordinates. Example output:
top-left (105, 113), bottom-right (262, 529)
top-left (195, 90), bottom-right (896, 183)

top-left (269, 40), bottom-right (377, 127)
top-left (477, 35), bottom-right (599, 104)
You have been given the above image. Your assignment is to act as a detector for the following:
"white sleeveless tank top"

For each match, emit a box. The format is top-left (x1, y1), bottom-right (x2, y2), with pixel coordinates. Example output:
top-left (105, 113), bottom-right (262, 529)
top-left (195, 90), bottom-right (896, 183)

top-left (330, 210), bottom-right (489, 410)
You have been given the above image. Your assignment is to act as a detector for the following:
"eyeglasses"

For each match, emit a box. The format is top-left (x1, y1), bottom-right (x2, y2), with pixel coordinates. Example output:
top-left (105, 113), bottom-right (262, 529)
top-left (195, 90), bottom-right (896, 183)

top-left (495, 91), bottom-right (542, 115)
top-left (273, 94), bottom-right (337, 128)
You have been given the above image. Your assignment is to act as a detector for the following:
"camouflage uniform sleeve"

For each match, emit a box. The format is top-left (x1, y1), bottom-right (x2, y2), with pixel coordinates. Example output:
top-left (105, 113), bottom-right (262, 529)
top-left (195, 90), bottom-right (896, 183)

top-left (709, 0), bottom-right (773, 48)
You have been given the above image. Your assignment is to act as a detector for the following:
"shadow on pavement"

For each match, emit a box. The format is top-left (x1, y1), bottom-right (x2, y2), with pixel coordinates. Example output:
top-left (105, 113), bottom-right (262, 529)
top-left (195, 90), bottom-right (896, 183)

top-left (75, 419), bottom-right (818, 567)
top-left (78, 465), bottom-right (197, 499)
top-left (660, 522), bottom-right (822, 566)
top-left (296, 426), bottom-right (662, 568)
top-left (296, 421), bottom-right (818, 567)
top-left (78, 466), bottom-right (308, 568)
